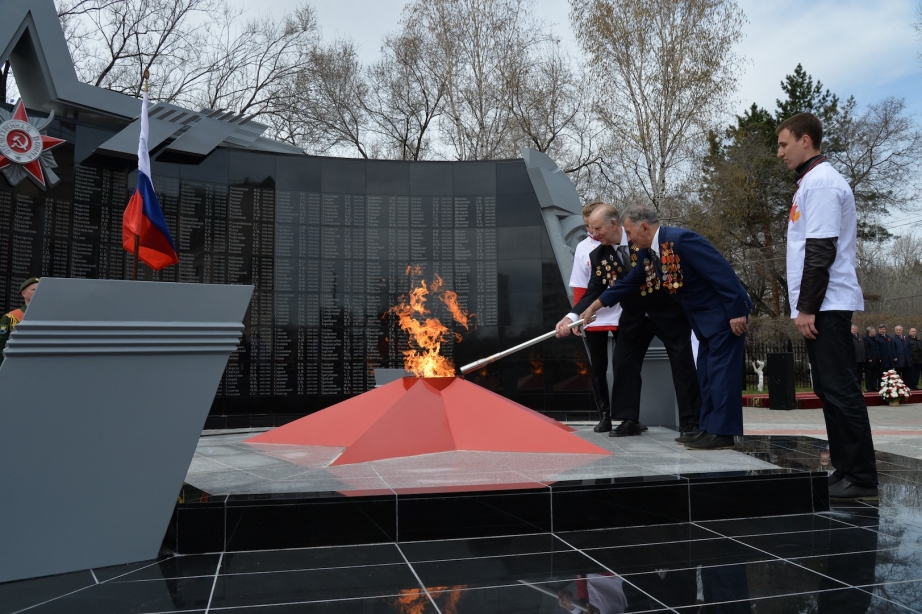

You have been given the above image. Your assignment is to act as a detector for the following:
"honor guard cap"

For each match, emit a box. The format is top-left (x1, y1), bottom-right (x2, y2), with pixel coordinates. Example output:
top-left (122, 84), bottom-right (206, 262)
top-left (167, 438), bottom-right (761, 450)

top-left (19, 277), bottom-right (40, 293)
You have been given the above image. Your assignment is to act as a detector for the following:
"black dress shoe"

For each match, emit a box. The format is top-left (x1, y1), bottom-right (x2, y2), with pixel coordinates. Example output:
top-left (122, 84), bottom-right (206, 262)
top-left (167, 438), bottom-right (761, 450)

top-left (828, 479), bottom-right (879, 502)
top-left (675, 425), bottom-right (703, 443)
top-left (828, 471), bottom-right (844, 486)
top-left (639, 423), bottom-right (649, 432)
top-left (684, 433), bottom-right (735, 450)
top-left (610, 419), bottom-right (643, 437)
top-left (593, 414), bottom-right (612, 433)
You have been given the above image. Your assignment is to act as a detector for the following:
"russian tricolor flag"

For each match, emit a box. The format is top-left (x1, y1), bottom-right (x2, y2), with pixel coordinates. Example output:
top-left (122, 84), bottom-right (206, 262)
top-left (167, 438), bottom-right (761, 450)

top-left (122, 90), bottom-right (179, 271)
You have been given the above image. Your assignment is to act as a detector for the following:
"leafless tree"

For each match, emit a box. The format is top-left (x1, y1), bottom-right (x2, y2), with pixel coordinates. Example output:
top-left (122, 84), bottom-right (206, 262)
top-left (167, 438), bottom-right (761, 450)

top-left (292, 38), bottom-right (370, 158)
top-left (570, 0), bottom-right (745, 210)
top-left (403, 0), bottom-right (550, 160)
top-left (828, 96), bottom-right (922, 241)
top-left (363, 31), bottom-right (446, 160)
top-left (184, 5), bottom-right (318, 120)
top-left (53, 0), bottom-right (317, 128)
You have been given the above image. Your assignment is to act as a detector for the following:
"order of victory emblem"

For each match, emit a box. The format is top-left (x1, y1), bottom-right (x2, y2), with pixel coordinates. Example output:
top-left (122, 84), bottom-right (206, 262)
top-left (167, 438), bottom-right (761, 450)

top-left (0, 100), bottom-right (66, 190)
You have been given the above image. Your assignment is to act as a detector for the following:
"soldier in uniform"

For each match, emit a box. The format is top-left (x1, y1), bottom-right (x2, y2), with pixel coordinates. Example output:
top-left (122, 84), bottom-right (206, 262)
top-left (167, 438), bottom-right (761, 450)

top-left (0, 277), bottom-right (40, 363)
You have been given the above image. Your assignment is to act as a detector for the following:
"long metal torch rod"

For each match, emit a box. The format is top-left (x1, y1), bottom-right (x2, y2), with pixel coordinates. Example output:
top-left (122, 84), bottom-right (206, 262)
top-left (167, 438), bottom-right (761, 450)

top-left (517, 580), bottom-right (588, 612)
top-left (459, 317), bottom-right (592, 375)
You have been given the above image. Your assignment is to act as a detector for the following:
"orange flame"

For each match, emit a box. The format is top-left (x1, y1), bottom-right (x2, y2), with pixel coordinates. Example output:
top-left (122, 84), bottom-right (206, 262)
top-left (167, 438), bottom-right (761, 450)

top-left (575, 351), bottom-right (590, 376)
top-left (529, 350), bottom-right (544, 376)
top-left (392, 586), bottom-right (467, 614)
top-left (390, 267), bottom-right (475, 377)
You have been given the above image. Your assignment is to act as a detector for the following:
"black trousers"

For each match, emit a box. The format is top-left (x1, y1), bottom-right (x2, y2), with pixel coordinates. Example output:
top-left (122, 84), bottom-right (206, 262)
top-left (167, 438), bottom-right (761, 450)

top-left (610, 316), bottom-right (701, 427)
top-left (805, 311), bottom-right (878, 487)
top-left (854, 362), bottom-right (864, 390)
top-left (584, 329), bottom-right (616, 408)
top-left (866, 360), bottom-right (881, 392)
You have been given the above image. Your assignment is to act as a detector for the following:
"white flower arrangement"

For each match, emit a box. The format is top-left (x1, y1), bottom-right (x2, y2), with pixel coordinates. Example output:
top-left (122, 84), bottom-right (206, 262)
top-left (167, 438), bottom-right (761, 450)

top-left (879, 369), bottom-right (910, 401)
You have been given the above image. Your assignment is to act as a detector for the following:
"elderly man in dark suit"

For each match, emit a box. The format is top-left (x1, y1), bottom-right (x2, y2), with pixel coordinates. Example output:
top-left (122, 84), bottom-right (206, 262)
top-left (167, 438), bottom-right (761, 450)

top-left (876, 325), bottom-right (895, 376)
top-left (556, 204), bottom-right (702, 439)
top-left (580, 205), bottom-right (752, 451)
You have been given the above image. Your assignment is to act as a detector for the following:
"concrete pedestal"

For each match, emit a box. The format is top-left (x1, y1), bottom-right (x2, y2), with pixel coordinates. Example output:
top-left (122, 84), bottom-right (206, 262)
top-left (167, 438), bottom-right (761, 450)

top-left (0, 278), bottom-right (252, 582)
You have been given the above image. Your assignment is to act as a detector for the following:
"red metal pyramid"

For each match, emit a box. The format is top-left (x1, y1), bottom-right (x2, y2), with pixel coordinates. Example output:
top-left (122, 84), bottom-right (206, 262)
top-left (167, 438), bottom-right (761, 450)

top-left (245, 377), bottom-right (610, 465)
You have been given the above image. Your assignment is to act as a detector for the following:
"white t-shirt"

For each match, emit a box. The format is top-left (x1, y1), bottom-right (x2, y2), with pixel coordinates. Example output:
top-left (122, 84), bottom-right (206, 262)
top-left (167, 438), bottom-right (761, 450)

top-left (568, 236), bottom-right (622, 328)
top-left (786, 161), bottom-right (864, 317)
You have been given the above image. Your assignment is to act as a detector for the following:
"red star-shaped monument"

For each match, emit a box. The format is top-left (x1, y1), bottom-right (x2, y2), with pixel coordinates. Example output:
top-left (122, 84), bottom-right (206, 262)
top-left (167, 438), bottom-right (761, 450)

top-left (0, 100), bottom-right (65, 189)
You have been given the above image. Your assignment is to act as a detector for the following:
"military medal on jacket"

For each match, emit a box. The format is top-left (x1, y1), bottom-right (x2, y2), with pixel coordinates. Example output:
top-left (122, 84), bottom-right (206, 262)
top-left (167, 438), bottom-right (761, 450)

top-left (659, 242), bottom-right (684, 294)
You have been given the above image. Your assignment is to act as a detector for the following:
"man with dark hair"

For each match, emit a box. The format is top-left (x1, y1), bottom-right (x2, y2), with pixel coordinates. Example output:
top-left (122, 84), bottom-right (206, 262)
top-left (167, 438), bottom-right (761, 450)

top-left (579, 205), bottom-right (750, 450)
top-left (0, 277), bottom-right (39, 364)
top-left (877, 324), bottom-right (895, 375)
top-left (557, 204), bottom-right (701, 439)
top-left (777, 111), bottom-right (878, 501)
top-left (863, 326), bottom-right (881, 393)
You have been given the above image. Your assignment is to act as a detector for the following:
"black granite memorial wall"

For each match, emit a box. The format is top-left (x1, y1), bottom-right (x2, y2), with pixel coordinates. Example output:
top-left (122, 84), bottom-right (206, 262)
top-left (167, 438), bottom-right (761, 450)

top-left (0, 108), bottom-right (593, 425)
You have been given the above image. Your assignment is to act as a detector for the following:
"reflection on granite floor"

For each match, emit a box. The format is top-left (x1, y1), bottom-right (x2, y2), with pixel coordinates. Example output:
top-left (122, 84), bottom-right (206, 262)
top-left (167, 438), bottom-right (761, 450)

top-left (185, 426), bottom-right (778, 495)
top-left (7, 434), bottom-right (922, 613)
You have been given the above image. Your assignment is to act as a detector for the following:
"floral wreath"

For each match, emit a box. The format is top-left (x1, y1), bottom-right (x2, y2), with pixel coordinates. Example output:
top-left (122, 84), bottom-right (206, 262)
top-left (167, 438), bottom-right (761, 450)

top-left (879, 369), bottom-right (910, 401)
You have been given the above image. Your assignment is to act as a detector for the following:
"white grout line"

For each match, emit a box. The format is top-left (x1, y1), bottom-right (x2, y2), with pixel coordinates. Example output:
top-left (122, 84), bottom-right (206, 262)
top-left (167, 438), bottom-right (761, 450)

top-left (395, 543), bottom-right (443, 614)
top-left (204, 551), bottom-right (224, 613)
top-left (89, 569), bottom-right (99, 584)
top-left (551, 533), bottom-right (680, 613)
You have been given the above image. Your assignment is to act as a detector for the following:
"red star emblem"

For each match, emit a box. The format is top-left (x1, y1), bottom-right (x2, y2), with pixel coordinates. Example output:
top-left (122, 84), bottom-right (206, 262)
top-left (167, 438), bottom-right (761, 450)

top-left (0, 100), bottom-right (66, 189)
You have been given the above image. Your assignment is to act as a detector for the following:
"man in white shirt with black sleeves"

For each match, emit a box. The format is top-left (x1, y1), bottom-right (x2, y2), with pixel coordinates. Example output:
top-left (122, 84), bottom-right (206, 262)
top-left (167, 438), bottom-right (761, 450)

top-left (567, 200), bottom-right (624, 432)
top-left (777, 112), bottom-right (878, 501)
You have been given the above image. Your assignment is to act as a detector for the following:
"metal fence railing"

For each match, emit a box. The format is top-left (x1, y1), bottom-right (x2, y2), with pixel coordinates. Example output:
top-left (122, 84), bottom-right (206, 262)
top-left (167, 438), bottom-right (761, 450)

top-left (743, 342), bottom-right (812, 391)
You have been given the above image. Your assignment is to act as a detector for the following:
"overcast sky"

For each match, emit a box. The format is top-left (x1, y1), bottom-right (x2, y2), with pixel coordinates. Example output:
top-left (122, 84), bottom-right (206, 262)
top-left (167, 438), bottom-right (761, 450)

top-left (253, 0), bottom-right (922, 118)
top-left (250, 0), bottom-right (922, 229)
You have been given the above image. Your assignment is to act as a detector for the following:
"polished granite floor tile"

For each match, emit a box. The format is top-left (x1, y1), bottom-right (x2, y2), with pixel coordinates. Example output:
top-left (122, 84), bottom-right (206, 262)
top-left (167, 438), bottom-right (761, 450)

top-left (736, 526), bottom-right (885, 559)
top-left (698, 512), bottom-right (856, 537)
top-left (866, 580), bottom-right (922, 612)
top-left (187, 429), bottom-right (779, 496)
top-left (208, 595), bottom-right (438, 613)
top-left (94, 554), bottom-right (220, 583)
top-left (0, 570), bottom-right (95, 614)
top-left (791, 549), bottom-right (919, 588)
top-left (671, 588), bottom-right (915, 613)
top-left (426, 577), bottom-right (671, 613)
top-left (822, 507), bottom-right (884, 528)
top-left (398, 533), bottom-right (573, 563)
top-left (221, 544), bottom-right (404, 574)
top-left (558, 522), bottom-right (717, 550)
top-left (23, 576), bottom-right (214, 614)
top-left (209, 563), bottom-right (422, 609)
top-left (626, 559), bottom-right (847, 609)
top-left (409, 550), bottom-right (610, 589)
top-left (585, 537), bottom-right (773, 575)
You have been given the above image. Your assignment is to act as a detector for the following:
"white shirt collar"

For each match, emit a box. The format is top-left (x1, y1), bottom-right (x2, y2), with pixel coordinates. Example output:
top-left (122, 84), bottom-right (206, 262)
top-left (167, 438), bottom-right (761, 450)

top-left (649, 226), bottom-right (662, 256)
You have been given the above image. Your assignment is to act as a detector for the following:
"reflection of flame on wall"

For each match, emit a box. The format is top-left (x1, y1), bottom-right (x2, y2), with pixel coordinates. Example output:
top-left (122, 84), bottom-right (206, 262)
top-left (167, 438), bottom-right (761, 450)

top-left (575, 353), bottom-right (589, 376)
top-left (553, 349), bottom-right (593, 391)
top-left (517, 350), bottom-right (545, 390)
top-left (390, 265), bottom-right (475, 377)
top-left (467, 365), bottom-right (501, 391)
top-left (393, 586), bottom-right (466, 614)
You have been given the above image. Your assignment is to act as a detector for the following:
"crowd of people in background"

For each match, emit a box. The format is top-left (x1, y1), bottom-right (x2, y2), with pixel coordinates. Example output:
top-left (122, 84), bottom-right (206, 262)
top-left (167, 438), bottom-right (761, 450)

top-left (852, 324), bottom-right (922, 392)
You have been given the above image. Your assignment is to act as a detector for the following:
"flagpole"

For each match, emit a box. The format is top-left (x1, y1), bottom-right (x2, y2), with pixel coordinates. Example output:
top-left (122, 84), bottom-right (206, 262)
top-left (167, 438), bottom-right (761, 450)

top-left (132, 69), bottom-right (148, 281)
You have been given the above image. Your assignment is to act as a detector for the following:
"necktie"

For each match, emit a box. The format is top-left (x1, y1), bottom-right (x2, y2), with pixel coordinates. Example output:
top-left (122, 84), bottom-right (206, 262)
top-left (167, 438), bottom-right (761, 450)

top-left (617, 245), bottom-right (629, 268)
